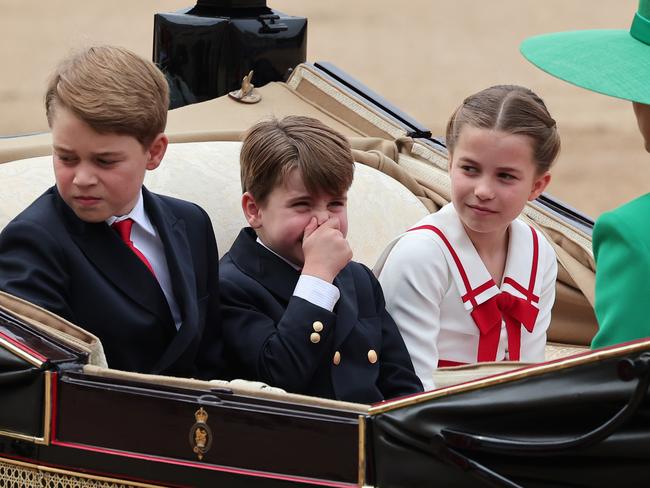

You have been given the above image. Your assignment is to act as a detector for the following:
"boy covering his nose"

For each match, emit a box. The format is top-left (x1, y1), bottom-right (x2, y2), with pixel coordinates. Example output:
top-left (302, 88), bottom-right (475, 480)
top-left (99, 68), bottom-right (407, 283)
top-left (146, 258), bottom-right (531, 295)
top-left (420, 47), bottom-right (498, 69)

top-left (220, 115), bottom-right (422, 403)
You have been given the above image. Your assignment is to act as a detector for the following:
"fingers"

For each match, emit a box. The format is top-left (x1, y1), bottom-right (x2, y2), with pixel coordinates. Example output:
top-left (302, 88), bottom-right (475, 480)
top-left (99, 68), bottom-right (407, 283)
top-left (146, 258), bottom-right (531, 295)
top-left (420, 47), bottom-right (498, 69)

top-left (302, 216), bottom-right (318, 240)
top-left (321, 216), bottom-right (340, 230)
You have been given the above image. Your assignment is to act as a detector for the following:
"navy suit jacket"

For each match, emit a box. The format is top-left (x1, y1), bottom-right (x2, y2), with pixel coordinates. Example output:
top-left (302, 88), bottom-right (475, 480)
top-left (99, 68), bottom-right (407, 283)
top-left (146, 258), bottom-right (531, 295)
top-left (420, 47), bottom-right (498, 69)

top-left (0, 186), bottom-right (225, 379)
top-left (220, 228), bottom-right (422, 403)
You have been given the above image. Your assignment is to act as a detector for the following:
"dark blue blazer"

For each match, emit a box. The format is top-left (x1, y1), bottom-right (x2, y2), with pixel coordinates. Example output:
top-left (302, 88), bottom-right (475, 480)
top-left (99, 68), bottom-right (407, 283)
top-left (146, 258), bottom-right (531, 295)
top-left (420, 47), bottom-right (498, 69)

top-left (0, 186), bottom-right (225, 379)
top-left (219, 227), bottom-right (422, 404)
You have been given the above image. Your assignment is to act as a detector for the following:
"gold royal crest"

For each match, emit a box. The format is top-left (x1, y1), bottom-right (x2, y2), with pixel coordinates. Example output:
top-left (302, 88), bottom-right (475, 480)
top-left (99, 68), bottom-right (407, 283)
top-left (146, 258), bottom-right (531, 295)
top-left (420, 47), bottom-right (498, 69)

top-left (189, 407), bottom-right (213, 461)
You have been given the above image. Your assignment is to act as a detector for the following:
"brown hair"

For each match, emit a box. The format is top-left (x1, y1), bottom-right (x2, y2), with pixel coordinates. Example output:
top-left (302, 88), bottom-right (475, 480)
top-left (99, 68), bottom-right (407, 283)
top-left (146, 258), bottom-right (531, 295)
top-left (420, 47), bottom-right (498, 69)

top-left (240, 116), bottom-right (354, 204)
top-left (446, 85), bottom-right (560, 173)
top-left (45, 46), bottom-right (169, 147)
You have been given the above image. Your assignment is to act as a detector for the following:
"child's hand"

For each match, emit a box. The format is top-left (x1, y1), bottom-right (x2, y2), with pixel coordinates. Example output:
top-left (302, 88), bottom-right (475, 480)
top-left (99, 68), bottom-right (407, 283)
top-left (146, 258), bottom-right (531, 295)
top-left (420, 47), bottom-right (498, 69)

top-left (301, 216), bottom-right (352, 283)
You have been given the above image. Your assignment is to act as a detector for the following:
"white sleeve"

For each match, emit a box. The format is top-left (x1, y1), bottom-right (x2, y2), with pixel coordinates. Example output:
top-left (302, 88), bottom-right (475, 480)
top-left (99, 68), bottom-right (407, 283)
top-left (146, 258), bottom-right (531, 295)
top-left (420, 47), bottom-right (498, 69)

top-left (377, 232), bottom-right (450, 390)
top-left (525, 237), bottom-right (558, 362)
top-left (293, 274), bottom-right (340, 312)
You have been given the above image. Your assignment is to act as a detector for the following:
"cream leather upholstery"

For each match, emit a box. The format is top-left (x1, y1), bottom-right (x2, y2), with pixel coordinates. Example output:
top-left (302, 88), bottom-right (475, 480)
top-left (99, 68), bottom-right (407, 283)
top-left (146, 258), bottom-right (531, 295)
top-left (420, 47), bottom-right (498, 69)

top-left (0, 140), bottom-right (594, 390)
top-left (0, 140), bottom-right (429, 385)
top-left (0, 141), bottom-right (429, 267)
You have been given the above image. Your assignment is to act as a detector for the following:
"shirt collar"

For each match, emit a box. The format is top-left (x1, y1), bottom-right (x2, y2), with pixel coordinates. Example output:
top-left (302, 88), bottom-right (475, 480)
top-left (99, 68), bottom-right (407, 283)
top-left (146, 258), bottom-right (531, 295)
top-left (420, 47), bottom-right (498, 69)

top-left (256, 237), bottom-right (302, 271)
top-left (105, 190), bottom-right (156, 237)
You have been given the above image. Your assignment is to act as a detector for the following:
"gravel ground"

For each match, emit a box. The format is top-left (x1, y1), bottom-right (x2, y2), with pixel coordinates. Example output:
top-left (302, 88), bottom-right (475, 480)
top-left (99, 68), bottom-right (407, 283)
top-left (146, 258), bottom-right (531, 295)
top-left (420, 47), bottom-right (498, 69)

top-left (1, 0), bottom-right (646, 217)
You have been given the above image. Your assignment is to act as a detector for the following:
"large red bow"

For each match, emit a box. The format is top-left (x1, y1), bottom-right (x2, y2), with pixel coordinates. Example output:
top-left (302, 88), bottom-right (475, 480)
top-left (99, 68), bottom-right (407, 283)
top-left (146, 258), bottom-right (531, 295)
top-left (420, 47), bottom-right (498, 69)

top-left (470, 292), bottom-right (539, 361)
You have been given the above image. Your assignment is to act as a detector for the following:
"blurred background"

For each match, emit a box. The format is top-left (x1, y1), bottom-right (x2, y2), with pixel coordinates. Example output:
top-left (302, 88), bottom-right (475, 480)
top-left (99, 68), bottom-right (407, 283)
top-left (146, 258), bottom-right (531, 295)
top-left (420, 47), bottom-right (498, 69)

top-left (0, 0), bottom-right (646, 217)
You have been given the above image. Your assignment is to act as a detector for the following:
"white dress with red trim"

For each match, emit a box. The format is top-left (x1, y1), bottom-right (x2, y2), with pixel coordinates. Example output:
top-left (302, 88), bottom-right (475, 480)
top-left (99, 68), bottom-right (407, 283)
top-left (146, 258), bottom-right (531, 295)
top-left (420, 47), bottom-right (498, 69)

top-left (374, 203), bottom-right (557, 390)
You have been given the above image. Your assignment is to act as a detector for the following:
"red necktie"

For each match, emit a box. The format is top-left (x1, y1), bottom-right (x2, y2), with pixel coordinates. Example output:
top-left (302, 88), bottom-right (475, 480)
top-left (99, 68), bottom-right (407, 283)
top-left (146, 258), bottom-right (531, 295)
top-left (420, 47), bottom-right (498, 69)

top-left (112, 218), bottom-right (156, 276)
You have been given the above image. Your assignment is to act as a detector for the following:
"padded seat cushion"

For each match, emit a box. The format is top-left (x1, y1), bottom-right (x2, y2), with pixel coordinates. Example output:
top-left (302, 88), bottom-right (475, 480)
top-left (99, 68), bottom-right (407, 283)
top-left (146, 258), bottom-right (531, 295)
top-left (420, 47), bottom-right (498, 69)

top-left (0, 141), bottom-right (430, 267)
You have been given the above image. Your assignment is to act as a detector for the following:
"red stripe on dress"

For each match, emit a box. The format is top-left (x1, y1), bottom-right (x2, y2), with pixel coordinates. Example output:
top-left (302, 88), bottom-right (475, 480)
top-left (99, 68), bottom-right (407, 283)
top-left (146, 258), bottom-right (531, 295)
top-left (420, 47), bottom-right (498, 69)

top-left (461, 279), bottom-right (495, 304)
top-left (438, 359), bottom-right (467, 367)
top-left (527, 226), bottom-right (539, 302)
top-left (408, 225), bottom-right (497, 308)
top-left (503, 277), bottom-right (539, 303)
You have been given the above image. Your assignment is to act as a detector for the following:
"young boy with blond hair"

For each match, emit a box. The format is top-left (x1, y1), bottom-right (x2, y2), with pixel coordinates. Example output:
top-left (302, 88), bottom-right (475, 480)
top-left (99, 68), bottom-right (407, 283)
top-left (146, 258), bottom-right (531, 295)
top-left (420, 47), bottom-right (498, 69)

top-left (0, 46), bottom-right (224, 378)
top-left (220, 115), bottom-right (422, 403)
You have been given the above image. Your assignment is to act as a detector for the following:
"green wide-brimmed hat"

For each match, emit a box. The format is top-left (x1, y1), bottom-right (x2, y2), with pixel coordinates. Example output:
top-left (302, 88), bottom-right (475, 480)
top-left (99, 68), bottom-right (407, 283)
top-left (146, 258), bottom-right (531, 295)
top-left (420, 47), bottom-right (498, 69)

top-left (521, 0), bottom-right (650, 104)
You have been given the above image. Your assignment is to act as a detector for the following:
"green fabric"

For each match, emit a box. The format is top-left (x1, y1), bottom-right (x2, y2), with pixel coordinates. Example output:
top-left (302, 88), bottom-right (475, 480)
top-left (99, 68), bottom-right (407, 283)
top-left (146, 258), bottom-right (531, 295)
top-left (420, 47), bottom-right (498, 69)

top-left (631, 11), bottom-right (650, 45)
top-left (640, 0), bottom-right (650, 19)
top-left (591, 193), bottom-right (650, 348)
top-left (520, 0), bottom-right (650, 104)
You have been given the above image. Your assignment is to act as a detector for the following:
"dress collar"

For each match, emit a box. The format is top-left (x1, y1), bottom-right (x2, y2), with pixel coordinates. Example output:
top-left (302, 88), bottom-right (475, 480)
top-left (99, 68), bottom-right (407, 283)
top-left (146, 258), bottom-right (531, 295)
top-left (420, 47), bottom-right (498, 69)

top-left (409, 203), bottom-right (541, 312)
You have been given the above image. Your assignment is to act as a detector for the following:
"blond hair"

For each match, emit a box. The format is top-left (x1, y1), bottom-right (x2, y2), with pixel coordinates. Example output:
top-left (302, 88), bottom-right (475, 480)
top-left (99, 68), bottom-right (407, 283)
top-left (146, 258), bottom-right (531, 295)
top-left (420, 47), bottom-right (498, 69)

top-left (240, 116), bottom-right (354, 204)
top-left (446, 85), bottom-right (561, 174)
top-left (45, 46), bottom-right (169, 146)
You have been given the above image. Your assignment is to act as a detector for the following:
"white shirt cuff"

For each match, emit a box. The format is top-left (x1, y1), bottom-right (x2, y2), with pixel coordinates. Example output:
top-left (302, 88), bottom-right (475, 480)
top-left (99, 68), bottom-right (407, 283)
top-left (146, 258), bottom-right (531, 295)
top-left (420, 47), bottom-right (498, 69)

top-left (293, 274), bottom-right (340, 312)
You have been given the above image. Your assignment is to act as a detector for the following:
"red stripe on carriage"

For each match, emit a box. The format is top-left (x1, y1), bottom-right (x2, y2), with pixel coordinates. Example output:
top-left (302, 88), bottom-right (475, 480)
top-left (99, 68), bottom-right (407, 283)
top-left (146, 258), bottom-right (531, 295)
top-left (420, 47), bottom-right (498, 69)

top-left (0, 330), bottom-right (48, 362)
top-left (50, 371), bottom-right (58, 441)
top-left (49, 439), bottom-right (357, 487)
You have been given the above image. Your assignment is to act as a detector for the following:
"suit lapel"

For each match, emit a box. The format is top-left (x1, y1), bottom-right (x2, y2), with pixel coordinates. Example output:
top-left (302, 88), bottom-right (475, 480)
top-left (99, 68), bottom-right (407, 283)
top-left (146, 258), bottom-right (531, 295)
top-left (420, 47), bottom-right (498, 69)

top-left (56, 189), bottom-right (173, 325)
top-left (229, 228), bottom-right (300, 303)
top-left (331, 267), bottom-right (357, 349)
top-left (230, 228), bottom-right (357, 348)
top-left (142, 189), bottom-right (201, 373)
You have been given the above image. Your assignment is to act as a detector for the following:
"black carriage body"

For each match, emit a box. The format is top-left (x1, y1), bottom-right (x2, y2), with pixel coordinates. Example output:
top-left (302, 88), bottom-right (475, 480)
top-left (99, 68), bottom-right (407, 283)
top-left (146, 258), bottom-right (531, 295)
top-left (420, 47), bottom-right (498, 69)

top-left (370, 348), bottom-right (650, 487)
top-left (153, 3), bottom-right (307, 109)
top-left (3, 305), bottom-right (650, 487)
top-left (0, 312), bottom-right (362, 488)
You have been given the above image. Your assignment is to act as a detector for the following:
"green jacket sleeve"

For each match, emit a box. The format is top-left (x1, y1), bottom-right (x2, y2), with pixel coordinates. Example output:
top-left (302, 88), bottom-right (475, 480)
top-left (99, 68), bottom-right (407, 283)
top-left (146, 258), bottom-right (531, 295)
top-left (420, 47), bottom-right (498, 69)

top-left (591, 208), bottom-right (650, 348)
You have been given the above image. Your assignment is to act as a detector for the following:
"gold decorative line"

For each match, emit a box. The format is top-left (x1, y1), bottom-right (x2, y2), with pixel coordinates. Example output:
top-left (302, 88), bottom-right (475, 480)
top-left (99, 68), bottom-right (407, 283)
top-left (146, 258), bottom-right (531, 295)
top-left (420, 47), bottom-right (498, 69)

top-left (288, 66), bottom-right (407, 140)
top-left (41, 370), bottom-right (52, 445)
top-left (0, 336), bottom-right (44, 367)
top-left (357, 415), bottom-right (366, 487)
top-left (0, 456), bottom-right (166, 487)
top-left (369, 340), bottom-right (650, 415)
top-left (0, 371), bottom-right (51, 445)
top-left (0, 429), bottom-right (46, 444)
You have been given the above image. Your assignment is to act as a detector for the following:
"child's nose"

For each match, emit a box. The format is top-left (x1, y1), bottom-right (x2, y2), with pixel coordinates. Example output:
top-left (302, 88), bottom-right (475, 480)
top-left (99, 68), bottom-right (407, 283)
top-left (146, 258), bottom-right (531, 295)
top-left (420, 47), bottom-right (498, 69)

top-left (314, 208), bottom-right (330, 225)
top-left (474, 179), bottom-right (495, 200)
top-left (72, 162), bottom-right (98, 186)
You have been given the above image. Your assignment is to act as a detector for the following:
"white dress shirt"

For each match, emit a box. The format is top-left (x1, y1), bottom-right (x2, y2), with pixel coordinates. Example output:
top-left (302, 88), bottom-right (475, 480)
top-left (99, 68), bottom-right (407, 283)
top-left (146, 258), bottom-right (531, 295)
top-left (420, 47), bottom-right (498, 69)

top-left (106, 191), bottom-right (182, 330)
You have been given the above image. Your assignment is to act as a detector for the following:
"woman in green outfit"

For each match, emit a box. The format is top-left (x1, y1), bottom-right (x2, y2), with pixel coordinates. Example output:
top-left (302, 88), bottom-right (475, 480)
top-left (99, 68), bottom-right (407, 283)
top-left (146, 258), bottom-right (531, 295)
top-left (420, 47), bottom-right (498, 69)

top-left (521, 0), bottom-right (650, 348)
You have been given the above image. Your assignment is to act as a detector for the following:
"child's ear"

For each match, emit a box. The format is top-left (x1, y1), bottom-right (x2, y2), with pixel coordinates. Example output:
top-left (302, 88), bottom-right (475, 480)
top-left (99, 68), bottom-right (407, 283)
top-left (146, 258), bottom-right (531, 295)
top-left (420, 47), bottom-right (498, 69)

top-left (145, 133), bottom-right (168, 170)
top-left (528, 171), bottom-right (551, 201)
top-left (242, 192), bottom-right (263, 228)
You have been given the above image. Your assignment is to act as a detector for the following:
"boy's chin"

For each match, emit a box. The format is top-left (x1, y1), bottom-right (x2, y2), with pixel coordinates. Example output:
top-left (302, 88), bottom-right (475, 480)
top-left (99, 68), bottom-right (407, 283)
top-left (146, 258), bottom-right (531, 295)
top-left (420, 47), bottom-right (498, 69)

top-left (67, 203), bottom-right (109, 223)
top-left (73, 211), bottom-right (108, 224)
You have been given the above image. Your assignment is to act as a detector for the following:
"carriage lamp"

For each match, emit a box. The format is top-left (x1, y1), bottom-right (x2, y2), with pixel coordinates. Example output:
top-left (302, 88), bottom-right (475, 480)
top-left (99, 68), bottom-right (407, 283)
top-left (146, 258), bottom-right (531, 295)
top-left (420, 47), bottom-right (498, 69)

top-left (153, 0), bottom-right (307, 109)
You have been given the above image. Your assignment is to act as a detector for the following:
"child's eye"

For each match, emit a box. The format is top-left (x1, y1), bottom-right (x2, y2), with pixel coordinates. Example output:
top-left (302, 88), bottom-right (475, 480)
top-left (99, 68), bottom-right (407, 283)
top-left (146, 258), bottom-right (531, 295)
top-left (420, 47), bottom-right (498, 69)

top-left (461, 165), bottom-right (478, 173)
top-left (56, 154), bottom-right (77, 164)
top-left (498, 173), bottom-right (517, 181)
top-left (97, 158), bottom-right (117, 166)
top-left (329, 201), bottom-right (345, 208)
